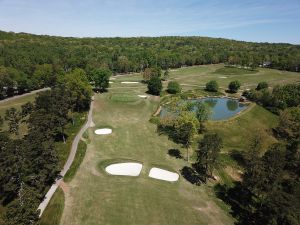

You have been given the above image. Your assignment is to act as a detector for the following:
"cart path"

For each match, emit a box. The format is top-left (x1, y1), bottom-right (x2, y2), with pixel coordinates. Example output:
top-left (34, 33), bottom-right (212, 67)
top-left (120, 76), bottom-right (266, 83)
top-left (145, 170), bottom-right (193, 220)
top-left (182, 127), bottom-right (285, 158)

top-left (37, 98), bottom-right (94, 217)
top-left (0, 88), bottom-right (50, 104)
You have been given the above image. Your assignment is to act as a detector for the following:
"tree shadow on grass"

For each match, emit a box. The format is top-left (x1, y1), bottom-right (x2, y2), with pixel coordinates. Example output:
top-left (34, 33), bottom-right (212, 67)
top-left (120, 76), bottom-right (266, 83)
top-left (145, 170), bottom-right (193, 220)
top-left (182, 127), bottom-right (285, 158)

top-left (214, 182), bottom-right (255, 225)
top-left (168, 149), bottom-right (182, 159)
top-left (229, 149), bottom-right (245, 167)
top-left (180, 166), bottom-right (205, 186)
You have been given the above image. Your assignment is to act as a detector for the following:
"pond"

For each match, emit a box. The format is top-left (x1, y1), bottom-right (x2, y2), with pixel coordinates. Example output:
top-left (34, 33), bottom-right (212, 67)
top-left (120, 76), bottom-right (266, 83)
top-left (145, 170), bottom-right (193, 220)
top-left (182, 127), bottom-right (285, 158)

top-left (161, 97), bottom-right (248, 121)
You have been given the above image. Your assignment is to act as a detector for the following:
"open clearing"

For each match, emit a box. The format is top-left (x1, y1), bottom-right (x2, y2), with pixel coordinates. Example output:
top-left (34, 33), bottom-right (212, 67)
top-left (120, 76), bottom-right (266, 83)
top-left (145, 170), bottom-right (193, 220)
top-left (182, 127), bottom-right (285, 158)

top-left (46, 64), bottom-right (300, 225)
top-left (59, 82), bottom-right (234, 225)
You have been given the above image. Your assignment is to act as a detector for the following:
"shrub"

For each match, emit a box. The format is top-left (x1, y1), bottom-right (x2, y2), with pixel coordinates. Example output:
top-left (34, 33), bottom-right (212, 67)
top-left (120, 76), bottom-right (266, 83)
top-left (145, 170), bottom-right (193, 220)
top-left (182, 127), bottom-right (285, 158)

top-left (228, 80), bottom-right (241, 93)
top-left (206, 80), bottom-right (219, 92)
top-left (167, 81), bottom-right (181, 94)
top-left (147, 77), bottom-right (162, 95)
top-left (256, 82), bottom-right (268, 90)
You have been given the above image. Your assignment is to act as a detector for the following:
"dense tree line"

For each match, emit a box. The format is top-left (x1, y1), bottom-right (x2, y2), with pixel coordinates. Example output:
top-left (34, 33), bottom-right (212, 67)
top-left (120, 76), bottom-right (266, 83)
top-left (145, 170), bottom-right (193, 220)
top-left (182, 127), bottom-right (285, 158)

top-left (0, 69), bottom-right (91, 224)
top-left (0, 30), bottom-right (299, 99)
top-left (243, 83), bottom-right (300, 113)
top-left (215, 107), bottom-right (300, 225)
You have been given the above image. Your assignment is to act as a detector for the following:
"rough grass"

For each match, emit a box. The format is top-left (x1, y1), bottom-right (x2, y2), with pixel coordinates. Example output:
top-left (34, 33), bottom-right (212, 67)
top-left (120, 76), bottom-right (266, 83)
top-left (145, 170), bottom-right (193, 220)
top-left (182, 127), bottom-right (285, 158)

top-left (110, 93), bottom-right (140, 102)
top-left (59, 90), bottom-right (234, 225)
top-left (38, 187), bottom-right (65, 225)
top-left (206, 104), bottom-right (278, 153)
top-left (64, 140), bottom-right (87, 183)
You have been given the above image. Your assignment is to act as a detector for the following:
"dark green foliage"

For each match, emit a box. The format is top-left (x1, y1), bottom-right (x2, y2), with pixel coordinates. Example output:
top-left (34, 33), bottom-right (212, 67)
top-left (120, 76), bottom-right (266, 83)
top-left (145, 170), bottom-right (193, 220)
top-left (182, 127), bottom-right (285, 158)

top-left (4, 108), bottom-right (21, 135)
top-left (147, 77), bottom-right (162, 95)
top-left (91, 68), bottom-right (111, 92)
top-left (167, 81), bottom-right (181, 94)
top-left (272, 84), bottom-right (300, 109)
top-left (217, 128), bottom-right (300, 225)
top-left (195, 133), bottom-right (223, 182)
top-left (228, 80), bottom-right (241, 93)
top-left (0, 81), bottom-right (90, 224)
top-left (163, 70), bottom-right (169, 80)
top-left (276, 107), bottom-right (300, 140)
top-left (256, 81), bottom-right (268, 90)
top-left (206, 80), bottom-right (219, 92)
top-left (244, 83), bottom-right (300, 112)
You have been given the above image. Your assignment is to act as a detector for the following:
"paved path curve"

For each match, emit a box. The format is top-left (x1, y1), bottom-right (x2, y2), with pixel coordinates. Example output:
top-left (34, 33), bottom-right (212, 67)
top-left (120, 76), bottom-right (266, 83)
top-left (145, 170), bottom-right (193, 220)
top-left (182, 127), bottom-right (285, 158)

top-left (37, 98), bottom-right (94, 217)
top-left (0, 88), bottom-right (50, 104)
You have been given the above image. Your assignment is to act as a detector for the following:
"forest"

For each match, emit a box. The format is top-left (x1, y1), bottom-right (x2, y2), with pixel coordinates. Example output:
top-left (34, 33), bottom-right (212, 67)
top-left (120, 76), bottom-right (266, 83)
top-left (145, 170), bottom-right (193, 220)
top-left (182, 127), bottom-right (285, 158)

top-left (0, 30), bottom-right (300, 100)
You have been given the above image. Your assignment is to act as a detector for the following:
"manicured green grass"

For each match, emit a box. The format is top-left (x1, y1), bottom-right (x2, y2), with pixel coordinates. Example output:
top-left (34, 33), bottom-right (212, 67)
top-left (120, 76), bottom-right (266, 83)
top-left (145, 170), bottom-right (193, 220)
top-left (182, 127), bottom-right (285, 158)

top-left (58, 65), bottom-right (299, 224)
top-left (110, 93), bottom-right (140, 102)
top-left (38, 187), bottom-right (65, 225)
top-left (168, 64), bottom-right (300, 92)
top-left (213, 67), bottom-right (258, 75)
top-left (59, 90), bottom-right (234, 225)
top-left (64, 140), bottom-right (87, 182)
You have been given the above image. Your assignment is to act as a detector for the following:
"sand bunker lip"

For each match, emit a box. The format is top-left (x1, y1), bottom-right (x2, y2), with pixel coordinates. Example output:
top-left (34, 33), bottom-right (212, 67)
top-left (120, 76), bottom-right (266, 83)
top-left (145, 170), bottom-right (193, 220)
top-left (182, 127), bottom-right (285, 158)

top-left (94, 128), bottom-right (112, 135)
top-left (121, 81), bottom-right (139, 84)
top-left (105, 162), bottom-right (143, 176)
top-left (149, 168), bottom-right (179, 182)
top-left (138, 95), bottom-right (147, 98)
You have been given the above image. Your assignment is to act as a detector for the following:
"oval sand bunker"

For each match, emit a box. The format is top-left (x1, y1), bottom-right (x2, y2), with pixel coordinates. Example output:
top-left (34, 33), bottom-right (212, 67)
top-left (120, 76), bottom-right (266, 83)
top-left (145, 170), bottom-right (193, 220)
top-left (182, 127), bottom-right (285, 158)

top-left (121, 81), bottom-right (139, 84)
top-left (105, 163), bottom-right (143, 176)
top-left (149, 168), bottom-right (179, 182)
top-left (94, 128), bottom-right (112, 135)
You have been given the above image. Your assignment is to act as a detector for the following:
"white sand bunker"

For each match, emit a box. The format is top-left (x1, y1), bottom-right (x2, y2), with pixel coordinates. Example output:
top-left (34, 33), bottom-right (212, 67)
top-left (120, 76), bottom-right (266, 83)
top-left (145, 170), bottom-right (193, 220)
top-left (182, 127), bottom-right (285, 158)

top-left (219, 76), bottom-right (227, 79)
top-left (94, 128), bottom-right (112, 135)
top-left (138, 95), bottom-right (147, 98)
top-left (105, 163), bottom-right (143, 176)
top-left (109, 81), bottom-right (114, 84)
top-left (149, 168), bottom-right (179, 182)
top-left (121, 81), bottom-right (139, 84)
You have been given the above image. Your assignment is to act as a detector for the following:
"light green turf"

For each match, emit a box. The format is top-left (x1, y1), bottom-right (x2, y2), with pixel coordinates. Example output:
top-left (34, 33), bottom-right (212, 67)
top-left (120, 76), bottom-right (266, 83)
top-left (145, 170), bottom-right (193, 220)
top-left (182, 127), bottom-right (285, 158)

top-left (58, 64), bottom-right (299, 225)
top-left (168, 64), bottom-right (300, 92)
top-left (59, 89), bottom-right (234, 225)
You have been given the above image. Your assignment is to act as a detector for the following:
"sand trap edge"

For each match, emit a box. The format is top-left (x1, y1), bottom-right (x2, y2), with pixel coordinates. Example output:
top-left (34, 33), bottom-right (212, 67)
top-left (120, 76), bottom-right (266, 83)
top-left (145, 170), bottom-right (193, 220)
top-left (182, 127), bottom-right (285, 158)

top-left (121, 81), bottom-right (139, 84)
top-left (105, 162), bottom-right (143, 176)
top-left (149, 167), bottom-right (179, 182)
top-left (94, 128), bottom-right (112, 135)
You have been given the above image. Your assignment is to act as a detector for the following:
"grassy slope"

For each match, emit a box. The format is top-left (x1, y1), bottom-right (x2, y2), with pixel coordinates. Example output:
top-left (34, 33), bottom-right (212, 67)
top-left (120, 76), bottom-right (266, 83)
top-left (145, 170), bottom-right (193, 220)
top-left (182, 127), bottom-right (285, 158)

top-left (60, 90), bottom-right (234, 225)
top-left (64, 140), bottom-right (87, 182)
top-left (206, 104), bottom-right (278, 153)
top-left (38, 187), bottom-right (65, 225)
